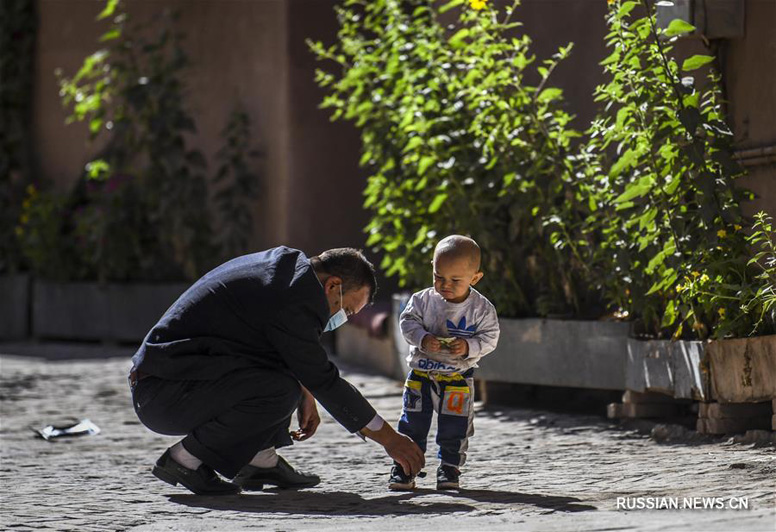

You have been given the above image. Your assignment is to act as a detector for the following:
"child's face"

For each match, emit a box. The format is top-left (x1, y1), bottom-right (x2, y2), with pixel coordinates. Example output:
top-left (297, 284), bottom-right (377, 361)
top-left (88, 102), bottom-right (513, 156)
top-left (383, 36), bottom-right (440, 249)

top-left (432, 255), bottom-right (483, 303)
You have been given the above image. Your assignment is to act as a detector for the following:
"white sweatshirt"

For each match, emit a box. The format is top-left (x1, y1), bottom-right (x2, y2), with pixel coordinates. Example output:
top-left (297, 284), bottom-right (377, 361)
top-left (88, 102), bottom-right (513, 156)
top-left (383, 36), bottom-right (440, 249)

top-left (400, 287), bottom-right (500, 374)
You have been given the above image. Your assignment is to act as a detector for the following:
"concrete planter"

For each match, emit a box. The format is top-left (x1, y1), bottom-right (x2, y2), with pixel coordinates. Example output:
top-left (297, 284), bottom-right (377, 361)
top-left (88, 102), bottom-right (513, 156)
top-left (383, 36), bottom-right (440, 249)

top-left (0, 274), bottom-right (31, 340)
top-left (476, 319), bottom-right (631, 390)
top-left (390, 295), bottom-right (631, 389)
top-left (391, 293), bottom-right (412, 378)
top-left (708, 335), bottom-right (776, 403)
top-left (32, 280), bottom-right (189, 342)
top-left (335, 322), bottom-right (404, 380)
top-left (392, 294), bottom-right (629, 390)
top-left (625, 339), bottom-right (709, 401)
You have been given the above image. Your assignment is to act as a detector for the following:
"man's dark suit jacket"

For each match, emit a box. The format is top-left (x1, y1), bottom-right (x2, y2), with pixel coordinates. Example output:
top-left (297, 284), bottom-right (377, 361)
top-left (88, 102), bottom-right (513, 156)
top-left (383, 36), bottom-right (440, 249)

top-left (131, 246), bottom-right (376, 433)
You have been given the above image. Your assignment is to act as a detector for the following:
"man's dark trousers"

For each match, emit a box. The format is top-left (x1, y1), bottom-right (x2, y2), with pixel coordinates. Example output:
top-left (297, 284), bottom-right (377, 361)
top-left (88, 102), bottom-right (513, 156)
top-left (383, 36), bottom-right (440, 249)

top-left (131, 367), bottom-right (301, 478)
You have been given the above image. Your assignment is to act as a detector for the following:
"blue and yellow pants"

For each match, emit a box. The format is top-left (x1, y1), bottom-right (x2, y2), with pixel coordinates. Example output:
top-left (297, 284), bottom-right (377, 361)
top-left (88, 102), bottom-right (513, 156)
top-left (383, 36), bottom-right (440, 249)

top-left (397, 369), bottom-right (475, 468)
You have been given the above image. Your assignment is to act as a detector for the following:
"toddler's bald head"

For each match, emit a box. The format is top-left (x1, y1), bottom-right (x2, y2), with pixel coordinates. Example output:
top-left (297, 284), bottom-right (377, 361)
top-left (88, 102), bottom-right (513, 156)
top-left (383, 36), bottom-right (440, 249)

top-left (433, 235), bottom-right (481, 272)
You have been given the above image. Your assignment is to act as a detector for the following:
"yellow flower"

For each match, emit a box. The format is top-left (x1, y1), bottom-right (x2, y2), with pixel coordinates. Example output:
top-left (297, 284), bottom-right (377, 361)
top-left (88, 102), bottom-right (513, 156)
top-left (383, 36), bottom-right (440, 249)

top-left (734, 224), bottom-right (742, 231)
top-left (26, 184), bottom-right (37, 197)
top-left (676, 283), bottom-right (686, 293)
top-left (469, 0), bottom-right (487, 10)
top-left (20, 213), bottom-right (29, 225)
top-left (700, 274), bottom-right (709, 283)
top-left (718, 308), bottom-right (726, 318)
top-left (15, 226), bottom-right (24, 237)
top-left (717, 229), bottom-right (727, 238)
top-left (691, 271), bottom-right (700, 278)
top-left (607, 0), bottom-right (616, 4)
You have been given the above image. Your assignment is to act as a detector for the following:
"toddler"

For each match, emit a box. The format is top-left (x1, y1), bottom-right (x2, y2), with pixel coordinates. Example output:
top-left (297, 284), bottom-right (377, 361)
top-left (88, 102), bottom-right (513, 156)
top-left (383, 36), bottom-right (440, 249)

top-left (390, 235), bottom-right (500, 490)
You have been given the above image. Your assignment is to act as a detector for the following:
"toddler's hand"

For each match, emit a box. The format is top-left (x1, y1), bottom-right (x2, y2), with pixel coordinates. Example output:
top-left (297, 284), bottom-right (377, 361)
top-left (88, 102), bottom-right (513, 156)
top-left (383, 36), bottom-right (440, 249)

top-left (449, 338), bottom-right (469, 358)
top-left (421, 334), bottom-right (442, 353)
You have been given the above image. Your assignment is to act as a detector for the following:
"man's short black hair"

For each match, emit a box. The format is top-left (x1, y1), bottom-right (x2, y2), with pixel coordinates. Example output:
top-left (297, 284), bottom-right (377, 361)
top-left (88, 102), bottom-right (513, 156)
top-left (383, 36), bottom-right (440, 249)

top-left (311, 248), bottom-right (377, 303)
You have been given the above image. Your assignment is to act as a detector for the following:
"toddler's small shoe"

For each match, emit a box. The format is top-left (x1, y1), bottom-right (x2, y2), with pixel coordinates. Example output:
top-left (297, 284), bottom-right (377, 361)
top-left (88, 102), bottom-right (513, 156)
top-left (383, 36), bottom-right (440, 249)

top-left (436, 464), bottom-right (460, 490)
top-left (388, 464), bottom-right (415, 491)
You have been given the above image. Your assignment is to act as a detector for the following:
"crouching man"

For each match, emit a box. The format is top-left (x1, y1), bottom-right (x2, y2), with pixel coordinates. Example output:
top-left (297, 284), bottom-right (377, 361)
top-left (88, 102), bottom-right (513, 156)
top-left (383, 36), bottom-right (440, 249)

top-left (129, 246), bottom-right (424, 495)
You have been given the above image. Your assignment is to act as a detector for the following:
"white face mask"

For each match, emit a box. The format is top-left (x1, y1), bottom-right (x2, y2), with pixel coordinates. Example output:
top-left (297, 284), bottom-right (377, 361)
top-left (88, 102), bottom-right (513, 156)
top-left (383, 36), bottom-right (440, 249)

top-left (324, 284), bottom-right (348, 332)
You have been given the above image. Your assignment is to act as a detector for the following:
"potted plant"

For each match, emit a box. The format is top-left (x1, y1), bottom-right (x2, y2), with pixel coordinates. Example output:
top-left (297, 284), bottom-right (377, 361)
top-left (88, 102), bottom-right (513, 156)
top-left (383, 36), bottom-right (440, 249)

top-left (16, 1), bottom-right (261, 343)
top-left (584, 0), bottom-right (759, 402)
top-left (311, 0), bottom-right (630, 391)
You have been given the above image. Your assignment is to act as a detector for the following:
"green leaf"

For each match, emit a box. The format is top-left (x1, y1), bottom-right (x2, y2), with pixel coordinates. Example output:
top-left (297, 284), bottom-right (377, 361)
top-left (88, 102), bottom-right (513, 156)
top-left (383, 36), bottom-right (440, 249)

top-left (89, 117), bottom-right (103, 134)
top-left (614, 176), bottom-right (652, 204)
top-left (665, 176), bottom-right (682, 195)
top-left (645, 242), bottom-right (676, 274)
top-left (682, 54), bottom-right (714, 71)
top-left (537, 88), bottom-right (563, 103)
top-left (97, 0), bottom-right (119, 20)
top-left (638, 207), bottom-right (658, 230)
top-left (412, 226), bottom-right (428, 246)
top-left (428, 193), bottom-right (447, 213)
top-left (366, 231), bottom-right (382, 246)
top-left (661, 299), bottom-right (676, 328)
top-left (99, 28), bottom-right (121, 42)
top-left (449, 29), bottom-right (470, 49)
top-left (85, 159), bottom-right (110, 180)
top-left (418, 156), bottom-right (435, 176)
top-left (646, 280), bottom-right (662, 296)
top-left (618, 1), bottom-right (637, 16)
top-left (439, 0), bottom-right (465, 13)
top-left (664, 19), bottom-right (695, 37)
top-left (512, 54), bottom-right (528, 70)
top-left (404, 137), bottom-right (424, 152)
top-left (610, 149), bottom-right (638, 177)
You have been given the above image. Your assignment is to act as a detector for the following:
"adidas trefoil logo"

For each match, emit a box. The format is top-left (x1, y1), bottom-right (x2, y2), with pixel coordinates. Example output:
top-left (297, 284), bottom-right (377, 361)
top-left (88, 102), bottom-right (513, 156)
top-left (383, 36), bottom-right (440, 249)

top-left (446, 317), bottom-right (477, 338)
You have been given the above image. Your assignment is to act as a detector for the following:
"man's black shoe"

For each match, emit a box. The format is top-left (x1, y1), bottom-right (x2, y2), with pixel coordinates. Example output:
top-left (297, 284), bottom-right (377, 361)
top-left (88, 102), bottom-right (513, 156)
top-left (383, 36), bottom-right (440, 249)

top-left (436, 464), bottom-right (461, 490)
top-left (233, 455), bottom-right (320, 490)
top-left (388, 463), bottom-right (415, 491)
top-left (152, 448), bottom-right (242, 495)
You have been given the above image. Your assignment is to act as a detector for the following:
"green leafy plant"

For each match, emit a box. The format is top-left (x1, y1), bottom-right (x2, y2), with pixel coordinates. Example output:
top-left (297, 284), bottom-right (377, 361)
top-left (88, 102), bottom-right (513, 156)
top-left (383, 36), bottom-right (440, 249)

top-left (0, 0), bottom-right (36, 274)
top-left (310, 0), bottom-right (598, 317)
top-left (212, 107), bottom-right (262, 259)
top-left (53, 0), bottom-right (216, 281)
top-left (742, 212), bottom-right (776, 334)
top-left (678, 212), bottom-right (776, 339)
top-left (584, 0), bottom-right (752, 338)
top-left (17, 185), bottom-right (85, 280)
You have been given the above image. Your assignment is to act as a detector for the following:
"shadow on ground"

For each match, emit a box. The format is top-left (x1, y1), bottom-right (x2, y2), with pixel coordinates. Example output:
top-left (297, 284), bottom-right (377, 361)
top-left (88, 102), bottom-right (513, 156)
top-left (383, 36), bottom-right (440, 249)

top-left (168, 488), bottom-right (596, 516)
top-left (0, 342), bottom-right (136, 361)
top-left (477, 404), bottom-right (732, 447)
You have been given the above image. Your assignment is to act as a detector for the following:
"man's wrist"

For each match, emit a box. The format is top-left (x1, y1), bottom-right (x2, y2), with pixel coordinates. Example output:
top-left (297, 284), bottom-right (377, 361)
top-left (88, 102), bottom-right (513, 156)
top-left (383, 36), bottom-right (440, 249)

top-left (359, 417), bottom-right (397, 446)
top-left (364, 414), bottom-right (385, 432)
top-left (356, 414), bottom-right (385, 442)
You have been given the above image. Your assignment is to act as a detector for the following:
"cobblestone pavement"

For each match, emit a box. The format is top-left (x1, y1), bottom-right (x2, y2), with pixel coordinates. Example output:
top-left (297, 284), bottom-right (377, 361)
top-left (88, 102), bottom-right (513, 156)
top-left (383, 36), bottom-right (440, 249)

top-left (1, 344), bottom-right (774, 531)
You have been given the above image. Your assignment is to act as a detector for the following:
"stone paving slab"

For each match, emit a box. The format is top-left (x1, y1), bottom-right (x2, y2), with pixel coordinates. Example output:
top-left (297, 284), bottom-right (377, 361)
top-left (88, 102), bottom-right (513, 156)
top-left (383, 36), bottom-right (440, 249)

top-left (0, 346), bottom-right (774, 531)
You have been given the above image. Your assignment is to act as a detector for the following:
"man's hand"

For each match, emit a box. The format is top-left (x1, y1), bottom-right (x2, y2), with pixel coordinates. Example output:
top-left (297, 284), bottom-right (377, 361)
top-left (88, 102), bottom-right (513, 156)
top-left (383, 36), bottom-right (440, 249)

top-left (291, 386), bottom-right (320, 441)
top-left (361, 422), bottom-right (425, 476)
top-left (448, 338), bottom-right (469, 358)
top-left (421, 334), bottom-right (442, 353)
